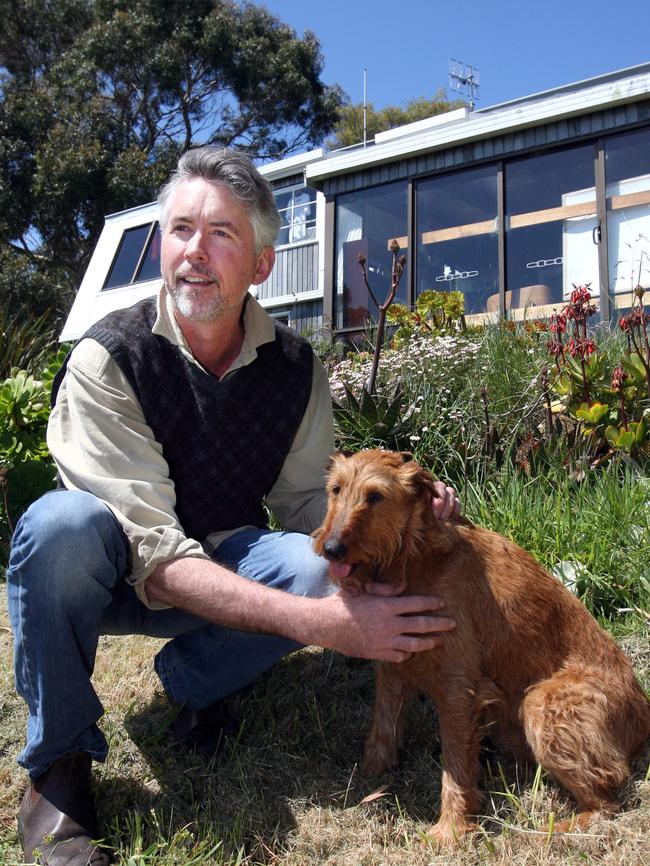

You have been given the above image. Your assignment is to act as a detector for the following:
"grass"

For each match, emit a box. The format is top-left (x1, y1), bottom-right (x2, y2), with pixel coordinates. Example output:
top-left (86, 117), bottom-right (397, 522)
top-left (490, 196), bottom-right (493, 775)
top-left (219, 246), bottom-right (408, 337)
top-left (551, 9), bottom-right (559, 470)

top-left (0, 586), bottom-right (648, 866)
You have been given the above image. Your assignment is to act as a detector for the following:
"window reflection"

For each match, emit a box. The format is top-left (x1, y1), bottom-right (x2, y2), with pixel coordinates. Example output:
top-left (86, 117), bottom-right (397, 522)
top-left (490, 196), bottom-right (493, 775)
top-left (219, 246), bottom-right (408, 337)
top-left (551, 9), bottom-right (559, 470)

top-left (136, 228), bottom-right (161, 283)
top-left (505, 147), bottom-right (597, 315)
top-left (416, 165), bottom-right (498, 315)
top-left (335, 182), bottom-right (408, 330)
top-left (605, 128), bottom-right (650, 312)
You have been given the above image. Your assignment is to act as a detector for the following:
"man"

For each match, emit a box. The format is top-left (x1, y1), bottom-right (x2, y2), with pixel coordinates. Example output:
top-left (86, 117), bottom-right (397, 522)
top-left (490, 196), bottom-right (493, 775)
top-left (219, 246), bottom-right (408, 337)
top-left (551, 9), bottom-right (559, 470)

top-left (7, 147), bottom-right (458, 866)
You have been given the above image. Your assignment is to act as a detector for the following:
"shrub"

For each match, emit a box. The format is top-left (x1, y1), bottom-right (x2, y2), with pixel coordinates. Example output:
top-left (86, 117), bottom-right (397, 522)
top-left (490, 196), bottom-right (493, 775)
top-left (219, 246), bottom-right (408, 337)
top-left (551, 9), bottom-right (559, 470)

top-left (0, 347), bottom-right (67, 561)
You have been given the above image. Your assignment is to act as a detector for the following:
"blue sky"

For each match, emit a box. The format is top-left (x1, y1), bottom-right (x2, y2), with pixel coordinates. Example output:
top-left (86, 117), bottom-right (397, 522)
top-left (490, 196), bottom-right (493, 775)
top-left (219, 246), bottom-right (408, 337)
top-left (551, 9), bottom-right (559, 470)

top-left (262, 0), bottom-right (650, 111)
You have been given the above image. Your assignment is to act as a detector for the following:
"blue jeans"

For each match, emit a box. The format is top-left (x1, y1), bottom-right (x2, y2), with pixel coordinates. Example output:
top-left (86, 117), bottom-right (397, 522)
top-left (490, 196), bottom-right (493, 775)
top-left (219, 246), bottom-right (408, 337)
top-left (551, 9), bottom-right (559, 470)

top-left (6, 489), bottom-right (330, 779)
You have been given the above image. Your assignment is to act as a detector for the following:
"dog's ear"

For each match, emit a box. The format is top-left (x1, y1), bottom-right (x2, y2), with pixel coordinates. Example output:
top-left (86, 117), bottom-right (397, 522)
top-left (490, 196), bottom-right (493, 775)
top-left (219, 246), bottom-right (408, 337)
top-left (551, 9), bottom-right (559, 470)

top-left (397, 458), bottom-right (439, 501)
top-left (400, 451), bottom-right (414, 463)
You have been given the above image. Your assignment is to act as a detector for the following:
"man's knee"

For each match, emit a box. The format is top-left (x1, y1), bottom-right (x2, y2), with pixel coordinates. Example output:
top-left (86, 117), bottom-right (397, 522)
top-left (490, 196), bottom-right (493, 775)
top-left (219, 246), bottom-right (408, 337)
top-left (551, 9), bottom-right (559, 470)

top-left (7, 490), bottom-right (129, 597)
top-left (283, 533), bottom-right (332, 599)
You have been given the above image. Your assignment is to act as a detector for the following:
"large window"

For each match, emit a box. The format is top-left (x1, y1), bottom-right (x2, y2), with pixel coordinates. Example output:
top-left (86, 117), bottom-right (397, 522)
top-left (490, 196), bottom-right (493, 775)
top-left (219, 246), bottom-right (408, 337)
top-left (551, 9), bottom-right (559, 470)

top-left (605, 128), bottom-right (650, 308)
top-left (505, 146), bottom-right (597, 314)
top-left (274, 185), bottom-right (317, 247)
top-left (335, 182), bottom-right (408, 330)
top-left (103, 222), bottom-right (160, 290)
top-left (416, 165), bottom-right (498, 315)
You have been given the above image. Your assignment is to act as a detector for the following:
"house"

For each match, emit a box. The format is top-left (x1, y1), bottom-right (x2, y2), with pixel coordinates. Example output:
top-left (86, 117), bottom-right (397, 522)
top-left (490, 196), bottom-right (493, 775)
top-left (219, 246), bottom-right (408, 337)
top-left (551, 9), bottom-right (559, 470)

top-left (61, 62), bottom-right (650, 342)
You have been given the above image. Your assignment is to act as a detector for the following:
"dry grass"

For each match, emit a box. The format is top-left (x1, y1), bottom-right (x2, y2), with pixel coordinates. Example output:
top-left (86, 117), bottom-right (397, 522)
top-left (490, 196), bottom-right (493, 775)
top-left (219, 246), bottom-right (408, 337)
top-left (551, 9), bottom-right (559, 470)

top-left (0, 588), bottom-right (648, 866)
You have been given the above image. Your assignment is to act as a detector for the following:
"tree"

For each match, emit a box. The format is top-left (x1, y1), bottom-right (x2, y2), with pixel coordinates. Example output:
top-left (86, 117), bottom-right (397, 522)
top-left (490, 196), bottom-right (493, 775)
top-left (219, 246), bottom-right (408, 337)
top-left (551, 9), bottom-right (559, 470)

top-left (0, 0), bottom-right (344, 317)
top-left (328, 90), bottom-right (466, 150)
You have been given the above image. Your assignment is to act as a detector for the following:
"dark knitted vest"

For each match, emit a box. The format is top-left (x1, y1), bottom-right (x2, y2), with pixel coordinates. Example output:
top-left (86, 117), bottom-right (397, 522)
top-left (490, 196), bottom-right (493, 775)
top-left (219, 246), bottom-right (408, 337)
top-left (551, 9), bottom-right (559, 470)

top-left (52, 298), bottom-right (314, 542)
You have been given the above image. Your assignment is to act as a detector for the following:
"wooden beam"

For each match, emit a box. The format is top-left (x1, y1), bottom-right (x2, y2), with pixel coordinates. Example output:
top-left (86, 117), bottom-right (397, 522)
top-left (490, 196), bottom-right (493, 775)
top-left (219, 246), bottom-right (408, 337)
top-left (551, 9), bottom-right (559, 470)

top-left (421, 218), bottom-right (496, 245)
top-left (609, 188), bottom-right (650, 210)
top-left (508, 200), bottom-right (596, 229)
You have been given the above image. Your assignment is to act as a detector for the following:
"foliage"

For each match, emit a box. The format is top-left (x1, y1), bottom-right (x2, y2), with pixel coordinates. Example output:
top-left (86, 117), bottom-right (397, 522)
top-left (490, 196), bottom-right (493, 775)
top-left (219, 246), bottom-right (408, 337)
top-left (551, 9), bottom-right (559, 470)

top-left (0, 244), bottom-right (71, 330)
top-left (465, 464), bottom-right (650, 620)
top-left (386, 289), bottom-right (465, 345)
top-left (0, 346), bottom-right (66, 552)
top-left (546, 285), bottom-right (650, 463)
top-left (0, 370), bottom-right (50, 464)
top-left (328, 90), bottom-right (466, 149)
top-left (0, 0), bottom-right (345, 302)
top-left (0, 300), bottom-right (58, 380)
top-left (332, 381), bottom-right (415, 450)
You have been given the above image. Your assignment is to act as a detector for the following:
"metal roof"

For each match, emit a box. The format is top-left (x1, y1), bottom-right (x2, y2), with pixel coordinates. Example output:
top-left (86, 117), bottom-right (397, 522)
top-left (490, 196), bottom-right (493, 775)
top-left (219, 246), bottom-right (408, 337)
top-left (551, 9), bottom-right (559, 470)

top-left (306, 62), bottom-right (650, 185)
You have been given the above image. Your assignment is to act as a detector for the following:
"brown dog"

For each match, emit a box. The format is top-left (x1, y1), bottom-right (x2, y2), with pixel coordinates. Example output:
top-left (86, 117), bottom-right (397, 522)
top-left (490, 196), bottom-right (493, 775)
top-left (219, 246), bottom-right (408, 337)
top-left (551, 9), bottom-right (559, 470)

top-left (313, 449), bottom-right (650, 845)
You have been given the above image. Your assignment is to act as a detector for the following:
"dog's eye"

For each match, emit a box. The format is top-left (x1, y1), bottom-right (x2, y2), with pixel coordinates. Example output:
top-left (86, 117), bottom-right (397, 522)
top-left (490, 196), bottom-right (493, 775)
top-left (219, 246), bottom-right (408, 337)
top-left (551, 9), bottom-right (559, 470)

top-left (331, 484), bottom-right (341, 496)
top-left (367, 491), bottom-right (383, 505)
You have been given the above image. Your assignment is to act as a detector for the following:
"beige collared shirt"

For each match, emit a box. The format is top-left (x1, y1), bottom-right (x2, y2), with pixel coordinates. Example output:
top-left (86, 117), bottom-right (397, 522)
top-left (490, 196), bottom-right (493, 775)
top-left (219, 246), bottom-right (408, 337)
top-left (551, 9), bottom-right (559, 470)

top-left (47, 287), bottom-right (333, 606)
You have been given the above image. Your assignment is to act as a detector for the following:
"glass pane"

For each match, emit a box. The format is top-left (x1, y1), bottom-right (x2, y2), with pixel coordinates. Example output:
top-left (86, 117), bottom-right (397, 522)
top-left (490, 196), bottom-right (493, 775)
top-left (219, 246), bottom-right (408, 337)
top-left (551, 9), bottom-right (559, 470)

top-left (335, 181), bottom-right (408, 330)
top-left (605, 129), bottom-right (650, 310)
top-left (274, 186), bottom-right (317, 247)
top-left (505, 146), bottom-right (597, 313)
top-left (416, 165), bottom-right (498, 315)
top-left (274, 190), bottom-right (293, 211)
top-left (135, 224), bottom-right (161, 283)
top-left (103, 224), bottom-right (152, 290)
top-left (289, 197), bottom-right (316, 244)
top-left (506, 146), bottom-right (595, 215)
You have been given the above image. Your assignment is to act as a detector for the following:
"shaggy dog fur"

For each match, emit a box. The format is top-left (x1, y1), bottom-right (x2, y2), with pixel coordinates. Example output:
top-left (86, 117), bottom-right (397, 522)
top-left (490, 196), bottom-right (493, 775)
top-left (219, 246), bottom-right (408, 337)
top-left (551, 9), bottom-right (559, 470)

top-left (313, 449), bottom-right (650, 845)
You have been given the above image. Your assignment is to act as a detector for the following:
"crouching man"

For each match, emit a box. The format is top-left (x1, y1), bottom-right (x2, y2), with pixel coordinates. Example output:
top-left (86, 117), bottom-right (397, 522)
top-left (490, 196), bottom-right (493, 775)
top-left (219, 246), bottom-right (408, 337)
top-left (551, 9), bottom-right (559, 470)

top-left (7, 146), bottom-right (458, 865)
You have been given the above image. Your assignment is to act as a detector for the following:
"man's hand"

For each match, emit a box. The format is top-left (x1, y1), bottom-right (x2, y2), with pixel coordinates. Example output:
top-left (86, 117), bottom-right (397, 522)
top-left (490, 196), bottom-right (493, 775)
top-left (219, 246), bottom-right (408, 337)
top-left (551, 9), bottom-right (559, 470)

top-left (431, 479), bottom-right (461, 520)
top-left (316, 585), bottom-right (456, 663)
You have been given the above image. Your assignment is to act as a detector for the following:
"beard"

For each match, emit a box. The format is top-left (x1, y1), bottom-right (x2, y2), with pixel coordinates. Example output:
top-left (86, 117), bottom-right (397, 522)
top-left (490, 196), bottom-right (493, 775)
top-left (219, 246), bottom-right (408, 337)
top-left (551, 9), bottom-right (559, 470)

top-left (166, 266), bottom-right (227, 323)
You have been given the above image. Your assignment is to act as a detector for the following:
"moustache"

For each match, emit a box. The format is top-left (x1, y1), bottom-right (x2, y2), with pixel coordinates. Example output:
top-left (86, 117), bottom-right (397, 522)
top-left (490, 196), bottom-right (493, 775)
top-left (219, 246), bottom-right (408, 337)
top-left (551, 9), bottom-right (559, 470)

top-left (175, 265), bottom-right (219, 283)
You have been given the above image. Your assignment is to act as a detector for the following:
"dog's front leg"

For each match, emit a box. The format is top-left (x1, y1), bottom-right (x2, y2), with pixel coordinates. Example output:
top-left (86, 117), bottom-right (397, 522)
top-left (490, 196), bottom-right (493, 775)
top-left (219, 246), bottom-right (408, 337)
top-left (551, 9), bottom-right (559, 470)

top-left (362, 662), bottom-right (413, 775)
top-left (426, 684), bottom-right (483, 845)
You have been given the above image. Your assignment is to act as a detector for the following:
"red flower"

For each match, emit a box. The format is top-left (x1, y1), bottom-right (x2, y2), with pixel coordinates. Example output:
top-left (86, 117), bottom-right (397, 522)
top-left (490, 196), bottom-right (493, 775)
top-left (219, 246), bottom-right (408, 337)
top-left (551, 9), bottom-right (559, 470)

top-left (611, 367), bottom-right (629, 391)
top-left (570, 285), bottom-right (592, 305)
top-left (549, 312), bottom-right (567, 334)
top-left (567, 337), bottom-right (597, 360)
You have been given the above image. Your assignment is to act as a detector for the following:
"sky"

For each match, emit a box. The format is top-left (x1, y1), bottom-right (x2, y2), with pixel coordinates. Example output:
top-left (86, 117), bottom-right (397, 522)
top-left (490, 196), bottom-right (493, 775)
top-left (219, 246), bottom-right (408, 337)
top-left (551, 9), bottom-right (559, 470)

top-left (262, 0), bottom-right (650, 112)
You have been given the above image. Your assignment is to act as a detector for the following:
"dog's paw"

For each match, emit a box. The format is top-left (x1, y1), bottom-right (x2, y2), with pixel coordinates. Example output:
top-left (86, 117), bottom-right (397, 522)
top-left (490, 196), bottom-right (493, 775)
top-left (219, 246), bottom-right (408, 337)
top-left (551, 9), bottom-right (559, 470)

top-left (425, 817), bottom-right (477, 847)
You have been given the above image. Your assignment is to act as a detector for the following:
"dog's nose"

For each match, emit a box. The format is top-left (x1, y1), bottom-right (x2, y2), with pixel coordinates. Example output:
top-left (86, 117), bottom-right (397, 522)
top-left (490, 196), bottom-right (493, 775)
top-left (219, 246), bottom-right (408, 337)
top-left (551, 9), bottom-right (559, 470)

top-left (323, 539), bottom-right (348, 561)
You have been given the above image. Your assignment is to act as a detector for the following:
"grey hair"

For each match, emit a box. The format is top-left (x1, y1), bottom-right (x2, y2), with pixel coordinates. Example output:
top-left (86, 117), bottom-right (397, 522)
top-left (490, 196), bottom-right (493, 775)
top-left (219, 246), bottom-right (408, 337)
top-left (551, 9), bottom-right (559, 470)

top-left (157, 147), bottom-right (281, 251)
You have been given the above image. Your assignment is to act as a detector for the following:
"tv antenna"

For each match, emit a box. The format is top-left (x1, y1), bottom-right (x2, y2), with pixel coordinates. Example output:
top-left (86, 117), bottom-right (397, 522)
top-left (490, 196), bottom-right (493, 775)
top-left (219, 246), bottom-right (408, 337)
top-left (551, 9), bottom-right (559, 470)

top-left (448, 59), bottom-right (480, 110)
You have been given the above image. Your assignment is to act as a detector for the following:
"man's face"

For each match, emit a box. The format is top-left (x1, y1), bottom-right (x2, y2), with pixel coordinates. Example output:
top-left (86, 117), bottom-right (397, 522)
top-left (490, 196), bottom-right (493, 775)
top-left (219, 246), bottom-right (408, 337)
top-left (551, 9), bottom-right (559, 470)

top-left (160, 178), bottom-right (274, 323)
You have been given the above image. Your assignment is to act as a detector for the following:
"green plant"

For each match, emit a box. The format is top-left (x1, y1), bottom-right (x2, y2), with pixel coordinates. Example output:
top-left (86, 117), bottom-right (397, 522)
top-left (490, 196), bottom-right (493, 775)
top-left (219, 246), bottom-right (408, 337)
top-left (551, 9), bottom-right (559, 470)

top-left (0, 346), bottom-right (67, 550)
top-left (332, 381), bottom-right (415, 450)
top-left (387, 289), bottom-right (465, 345)
top-left (547, 285), bottom-right (650, 463)
top-left (0, 370), bottom-right (51, 466)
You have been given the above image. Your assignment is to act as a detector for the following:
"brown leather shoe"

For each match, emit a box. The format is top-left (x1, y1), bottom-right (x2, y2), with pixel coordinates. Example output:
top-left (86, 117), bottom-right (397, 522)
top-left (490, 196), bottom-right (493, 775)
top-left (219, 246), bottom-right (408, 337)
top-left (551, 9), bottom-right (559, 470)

top-left (18, 752), bottom-right (110, 865)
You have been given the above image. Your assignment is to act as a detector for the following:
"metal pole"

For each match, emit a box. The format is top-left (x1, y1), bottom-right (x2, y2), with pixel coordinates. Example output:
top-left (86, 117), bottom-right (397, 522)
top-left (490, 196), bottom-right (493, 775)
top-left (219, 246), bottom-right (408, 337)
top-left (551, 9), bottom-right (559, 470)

top-left (363, 68), bottom-right (367, 148)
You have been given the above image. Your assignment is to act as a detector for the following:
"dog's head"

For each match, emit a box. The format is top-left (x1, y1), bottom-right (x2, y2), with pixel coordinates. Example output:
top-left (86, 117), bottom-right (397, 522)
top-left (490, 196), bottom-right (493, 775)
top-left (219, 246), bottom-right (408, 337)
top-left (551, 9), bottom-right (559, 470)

top-left (313, 449), bottom-right (443, 592)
